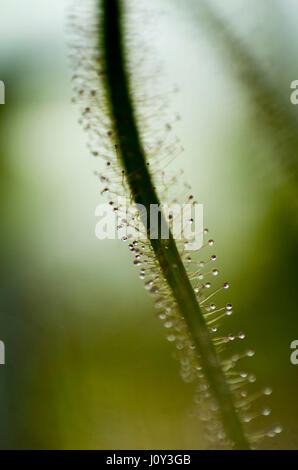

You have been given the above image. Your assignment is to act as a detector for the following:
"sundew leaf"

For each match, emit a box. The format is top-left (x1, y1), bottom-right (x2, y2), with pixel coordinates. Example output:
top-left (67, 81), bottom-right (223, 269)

top-left (68, 0), bottom-right (281, 449)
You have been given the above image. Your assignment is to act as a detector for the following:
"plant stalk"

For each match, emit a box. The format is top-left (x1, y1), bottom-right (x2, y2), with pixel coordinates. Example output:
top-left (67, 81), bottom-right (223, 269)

top-left (101, 0), bottom-right (250, 449)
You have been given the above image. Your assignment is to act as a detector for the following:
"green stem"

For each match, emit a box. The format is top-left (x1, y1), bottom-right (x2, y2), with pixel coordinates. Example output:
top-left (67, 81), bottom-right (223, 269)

top-left (101, 0), bottom-right (250, 449)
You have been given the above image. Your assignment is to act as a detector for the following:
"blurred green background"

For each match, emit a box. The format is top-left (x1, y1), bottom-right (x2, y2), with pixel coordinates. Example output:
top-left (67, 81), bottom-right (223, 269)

top-left (0, 0), bottom-right (298, 449)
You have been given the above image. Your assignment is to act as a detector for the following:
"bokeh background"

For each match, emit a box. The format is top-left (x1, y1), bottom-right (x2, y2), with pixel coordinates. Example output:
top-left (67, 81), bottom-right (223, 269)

top-left (0, 0), bottom-right (298, 449)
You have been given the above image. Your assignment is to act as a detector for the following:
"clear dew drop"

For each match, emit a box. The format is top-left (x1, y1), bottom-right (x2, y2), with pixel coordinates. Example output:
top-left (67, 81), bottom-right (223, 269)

top-left (243, 415), bottom-right (252, 423)
top-left (262, 407), bottom-right (271, 416)
top-left (139, 269), bottom-right (145, 280)
top-left (145, 280), bottom-right (153, 289)
top-left (167, 334), bottom-right (176, 342)
top-left (246, 349), bottom-right (255, 357)
top-left (248, 374), bottom-right (256, 383)
top-left (158, 313), bottom-right (166, 320)
top-left (150, 287), bottom-right (159, 295)
top-left (273, 425), bottom-right (283, 434)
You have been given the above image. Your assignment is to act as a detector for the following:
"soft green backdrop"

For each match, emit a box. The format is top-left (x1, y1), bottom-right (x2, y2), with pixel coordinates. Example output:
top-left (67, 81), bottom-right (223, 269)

top-left (0, 0), bottom-right (297, 449)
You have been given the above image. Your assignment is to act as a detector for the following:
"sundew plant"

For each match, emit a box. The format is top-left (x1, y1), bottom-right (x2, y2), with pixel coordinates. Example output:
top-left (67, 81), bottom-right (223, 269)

top-left (68, 0), bottom-right (282, 449)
